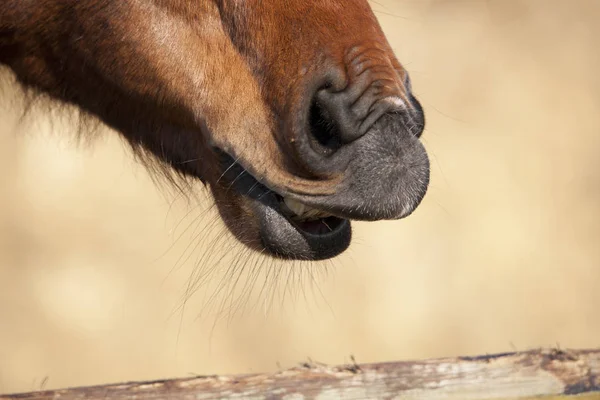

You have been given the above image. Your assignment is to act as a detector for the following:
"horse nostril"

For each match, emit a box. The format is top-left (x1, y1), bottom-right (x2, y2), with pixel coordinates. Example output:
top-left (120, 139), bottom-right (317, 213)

top-left (306, 84), bottom-right (368, 157)
top-left (308, 98), bottom-right (344, 155)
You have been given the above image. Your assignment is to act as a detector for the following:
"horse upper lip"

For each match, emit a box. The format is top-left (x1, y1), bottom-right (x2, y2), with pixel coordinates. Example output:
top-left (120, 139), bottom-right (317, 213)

top-left (216, 147), bottom-right (342, 219)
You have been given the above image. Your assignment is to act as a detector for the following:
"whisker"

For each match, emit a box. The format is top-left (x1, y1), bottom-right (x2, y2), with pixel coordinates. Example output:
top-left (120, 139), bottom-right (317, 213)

top-left (246, 181), bottom-right (260, 196)
top-left (216, 155), bottom-right (241, 184)
top-left (176, 157), bottom-right (202, 165)
top-left (225, 169), bottom-right (247, 192)
top-left (256, 189), bottom-right (273, 201)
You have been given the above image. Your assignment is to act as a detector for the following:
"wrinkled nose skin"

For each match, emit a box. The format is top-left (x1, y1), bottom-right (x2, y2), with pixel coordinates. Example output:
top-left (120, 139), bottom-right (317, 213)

top-left (290, 90), bottom-right (430, 221)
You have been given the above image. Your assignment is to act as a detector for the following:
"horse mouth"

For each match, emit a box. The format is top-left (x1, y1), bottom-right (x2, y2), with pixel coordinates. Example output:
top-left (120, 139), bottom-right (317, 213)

top-left (211, 152), bottom-right (351, 260)
top-left (254, 193), bottom-right (351, 260)
top-left (207, 78), bottom-right (429, 261)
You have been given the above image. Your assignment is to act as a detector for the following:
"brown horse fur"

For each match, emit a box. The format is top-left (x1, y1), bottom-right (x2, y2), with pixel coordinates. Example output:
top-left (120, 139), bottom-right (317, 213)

top-left (0, 0), bottom-right (430, 260)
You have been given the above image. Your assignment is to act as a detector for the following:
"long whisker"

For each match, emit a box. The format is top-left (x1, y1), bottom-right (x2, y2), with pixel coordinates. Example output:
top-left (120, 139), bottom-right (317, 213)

top-left (216, 155), bottom-right (241, 184)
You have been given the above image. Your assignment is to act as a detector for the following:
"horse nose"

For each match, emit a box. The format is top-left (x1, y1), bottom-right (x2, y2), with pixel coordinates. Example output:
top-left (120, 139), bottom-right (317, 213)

top-left (288, 54), bottom-right (426, 179)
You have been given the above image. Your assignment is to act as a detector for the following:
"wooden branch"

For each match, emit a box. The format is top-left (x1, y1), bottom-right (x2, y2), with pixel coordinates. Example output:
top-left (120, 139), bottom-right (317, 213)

top-left (3, 348), bottom-right (599, 399)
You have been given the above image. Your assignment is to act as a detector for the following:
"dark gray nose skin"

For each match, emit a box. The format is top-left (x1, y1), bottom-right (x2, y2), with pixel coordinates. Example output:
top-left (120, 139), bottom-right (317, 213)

top-left (282, 63), bottom-right (429, 221)
top-left (288, 109), bottom-right (430, 221)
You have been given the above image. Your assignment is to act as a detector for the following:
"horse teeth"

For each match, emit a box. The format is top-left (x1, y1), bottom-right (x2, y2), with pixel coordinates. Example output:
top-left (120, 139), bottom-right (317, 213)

top-left (283, 197), bottom-right (332, 220)
top-left (283, 197), bottom-right (307, 216)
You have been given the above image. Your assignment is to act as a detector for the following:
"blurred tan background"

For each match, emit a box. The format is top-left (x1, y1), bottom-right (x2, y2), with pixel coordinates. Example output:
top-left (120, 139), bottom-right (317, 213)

top-left (1, 0), bottom-right (599, 394)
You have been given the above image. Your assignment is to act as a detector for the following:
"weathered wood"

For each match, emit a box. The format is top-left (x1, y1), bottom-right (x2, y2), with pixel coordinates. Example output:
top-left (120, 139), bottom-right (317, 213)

top-left (2, 348), bottom-right (599, 399)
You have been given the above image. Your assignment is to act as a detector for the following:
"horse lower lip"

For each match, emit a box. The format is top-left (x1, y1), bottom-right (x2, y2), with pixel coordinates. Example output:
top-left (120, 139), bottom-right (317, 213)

top-left (249, 192), bottom-right (351, 260)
